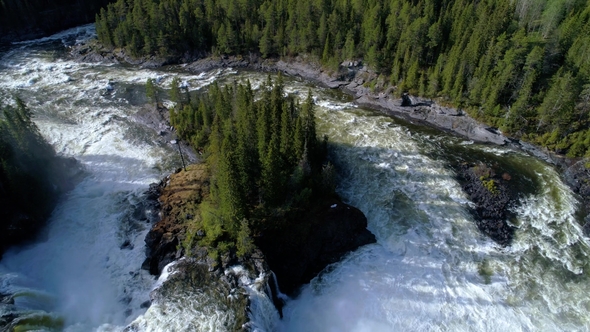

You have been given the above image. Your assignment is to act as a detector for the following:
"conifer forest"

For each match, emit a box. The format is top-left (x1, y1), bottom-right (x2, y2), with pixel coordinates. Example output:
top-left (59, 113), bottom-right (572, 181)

top-left (95, 0), bottom-right (590, 157)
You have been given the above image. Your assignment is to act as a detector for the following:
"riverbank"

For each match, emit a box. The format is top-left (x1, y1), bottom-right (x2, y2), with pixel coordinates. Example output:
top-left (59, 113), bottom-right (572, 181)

top-left (69, 44), bottom-right (590, 234)
top-left (0, 1), bottom-right (110, 47)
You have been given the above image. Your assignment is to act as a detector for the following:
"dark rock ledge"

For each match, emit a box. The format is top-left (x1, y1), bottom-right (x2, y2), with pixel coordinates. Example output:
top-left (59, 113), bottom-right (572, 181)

top-left (455, 163), bottom-right (517, 246)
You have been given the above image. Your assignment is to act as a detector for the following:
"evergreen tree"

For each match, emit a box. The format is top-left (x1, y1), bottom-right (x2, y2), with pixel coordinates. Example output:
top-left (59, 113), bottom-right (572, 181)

top-left (168, 77), bottom-right (329, 254)
top-left (146, 78), bottom-right (158, 105)
top-left (170, 76), bottom-right (182, 105)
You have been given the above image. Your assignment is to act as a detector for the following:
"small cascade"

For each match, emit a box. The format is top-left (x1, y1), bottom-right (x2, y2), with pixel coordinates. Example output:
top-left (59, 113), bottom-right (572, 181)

top-left (127, 261), bottom-right (280, 332)
top-left (265, 271), bottom-right (289, 318)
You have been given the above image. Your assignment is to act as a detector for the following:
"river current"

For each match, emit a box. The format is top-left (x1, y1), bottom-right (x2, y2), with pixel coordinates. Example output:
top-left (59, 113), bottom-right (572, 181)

top-left (0, 26), bottom-right (589, 331)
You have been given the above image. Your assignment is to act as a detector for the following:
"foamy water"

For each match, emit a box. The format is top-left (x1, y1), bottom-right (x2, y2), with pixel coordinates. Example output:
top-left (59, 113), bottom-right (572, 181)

top-left (0, 26), bottom-right (275, 331)
top-left (279, 105), bottom-right (590, 331)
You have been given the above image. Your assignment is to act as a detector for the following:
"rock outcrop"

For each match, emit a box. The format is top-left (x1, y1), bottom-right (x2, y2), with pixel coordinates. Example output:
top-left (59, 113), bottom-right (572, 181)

top-left (254, 198), bottom-right (376, 295)
top-left (563, 160), bottom-right (590, 236)
top-left (142, 164), bottom-right (210, 275)
top-left (455, 163), bottom-right (517, 245)
top-left (141, 162), bottom-right (375, 316)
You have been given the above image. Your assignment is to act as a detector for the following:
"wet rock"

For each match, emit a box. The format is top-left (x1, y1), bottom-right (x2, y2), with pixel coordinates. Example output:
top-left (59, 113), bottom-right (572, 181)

top-left (143, 231), bottom-right (180, 275)
top-left (131, 258), bottom-right (258, 332)
top-left (0, 309), bottom-right (18, 330)
top-left (0, 293), bottom-right (14, 305)
top-left (69, 41), bottom-right (119, 64)
top-left (120, 239), bottom-right (133, 250)
top-left (455, 163), bottom-right (517, 246)
top-left (401, 93), bottom-right (413, 106)
top-left (583, 218), bottom-right (590, 238)
top-left (563, 160), bottom-right (590, 235)
top-left (255, 198), bottom-right (376, 295)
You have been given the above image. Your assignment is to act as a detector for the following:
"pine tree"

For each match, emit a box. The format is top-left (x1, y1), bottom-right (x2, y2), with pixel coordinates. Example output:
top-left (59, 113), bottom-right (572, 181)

top-left (280, 101), bottom-right (293, 159)
top-left (216, 123), bottom-right (245, 235)
top-left (236, 219), bottom-right (255, 258)
top-left (146, 78), bottom-right (158, 106)
top-left (293, 114), bottom-right (304, 161)
top-left (170, 76), bottom-right (182, 105)
top-left (261, 131), bottom-right (283, 206)
top-left (343, 29), bottom-right (356, 60)
top-left (301, 90), bottom-right (317, 162)
top-left (322, 35), bottom-right (331, 64)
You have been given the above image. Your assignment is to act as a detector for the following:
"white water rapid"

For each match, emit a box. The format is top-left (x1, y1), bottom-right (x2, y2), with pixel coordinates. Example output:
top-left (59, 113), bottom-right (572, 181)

top-left (1, 25), bottom-right (589, 332)
top-left (0, 26), bottom-right (274, 331)
top-left (279, 105), bottom-right (590, 331)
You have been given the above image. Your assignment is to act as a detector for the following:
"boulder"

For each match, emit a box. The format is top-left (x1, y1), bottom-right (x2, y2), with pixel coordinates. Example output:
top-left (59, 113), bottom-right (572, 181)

top-left (455, 163), bottom-right (517, 246)
top-left (254, 197), bottom-right (376, 295)
top-left (401, 93), bottom-right (413, 106)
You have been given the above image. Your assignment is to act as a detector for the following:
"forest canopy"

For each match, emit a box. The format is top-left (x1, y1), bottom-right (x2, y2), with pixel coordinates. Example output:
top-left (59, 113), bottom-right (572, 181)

top-left (96, 0), bottom-right (590, 157)
top-left (169, 76), bottom-right (333, 257)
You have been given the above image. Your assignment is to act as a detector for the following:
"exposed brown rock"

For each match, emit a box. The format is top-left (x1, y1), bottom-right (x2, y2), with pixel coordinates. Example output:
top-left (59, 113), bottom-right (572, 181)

top-left (142, 164), bottom-right (210, 275)
top-left (142, 162), bottom-right (375, 302)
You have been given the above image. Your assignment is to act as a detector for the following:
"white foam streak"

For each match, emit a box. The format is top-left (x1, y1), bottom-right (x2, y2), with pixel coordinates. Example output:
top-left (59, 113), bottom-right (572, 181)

top-left (2, 28), bottom-right (590, 330)
top-left (1, 180), bottom-right (155, 329)
top-left (226, 266), bottom-right (280, 332)
top-left (0, 27), bottom-right (185, 330)
top-left (281, 101), bottom-right (590, 331)
top-left (12, 24), bottom-right (96, 47)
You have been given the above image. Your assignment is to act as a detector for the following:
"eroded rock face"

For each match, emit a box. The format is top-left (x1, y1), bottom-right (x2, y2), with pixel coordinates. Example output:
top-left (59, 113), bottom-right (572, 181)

top-left (254, 198), bottom-right (376, 295)
top-left (563, 160), bottom-right (590, 236)
top-left (455, 163), bottom-right (517, 246)
top-left (142, 165), bottom-right (210, 275)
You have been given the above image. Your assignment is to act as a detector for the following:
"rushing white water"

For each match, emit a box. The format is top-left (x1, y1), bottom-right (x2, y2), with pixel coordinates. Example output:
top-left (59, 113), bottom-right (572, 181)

top-left (0, 26), bottom-right (275, 331)
top-left (278, 104), bottom-right (590, 331)
top-left (1, 25), bottom-right (590, 331)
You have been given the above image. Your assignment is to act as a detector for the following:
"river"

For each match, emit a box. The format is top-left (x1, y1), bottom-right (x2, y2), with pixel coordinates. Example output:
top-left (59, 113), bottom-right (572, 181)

top-left (0, 25), bottom-right (589, 332)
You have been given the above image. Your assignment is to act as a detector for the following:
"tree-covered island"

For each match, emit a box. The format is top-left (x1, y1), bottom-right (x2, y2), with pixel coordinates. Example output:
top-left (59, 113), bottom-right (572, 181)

top-left (171, 74), bottom-right (333, 258)
top-left (143, 75), bottom-right (376, 295)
